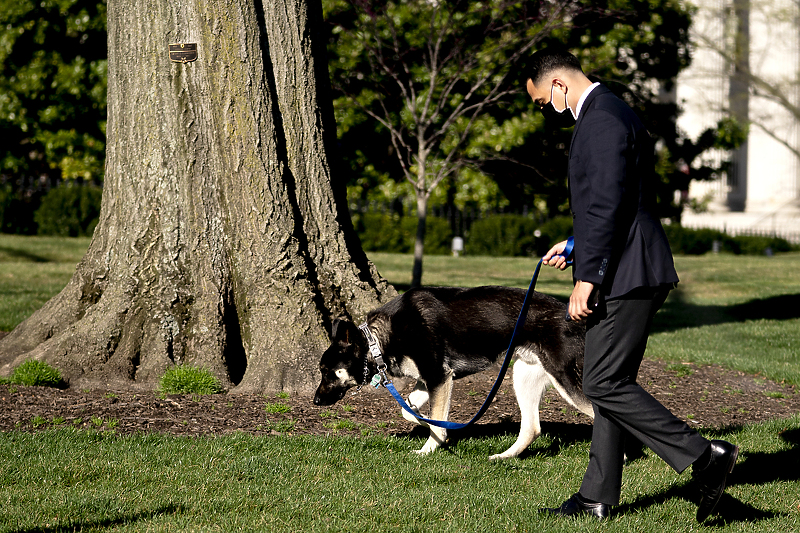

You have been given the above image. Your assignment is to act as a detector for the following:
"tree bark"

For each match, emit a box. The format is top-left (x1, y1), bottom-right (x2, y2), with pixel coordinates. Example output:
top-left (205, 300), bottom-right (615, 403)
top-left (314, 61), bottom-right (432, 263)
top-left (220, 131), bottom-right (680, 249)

top-left (411, 194), bottom-right (428, 289)
top-left (0, 0), bottom-right (395, 393)
top-left (411, 149), bottom-right (429, 289)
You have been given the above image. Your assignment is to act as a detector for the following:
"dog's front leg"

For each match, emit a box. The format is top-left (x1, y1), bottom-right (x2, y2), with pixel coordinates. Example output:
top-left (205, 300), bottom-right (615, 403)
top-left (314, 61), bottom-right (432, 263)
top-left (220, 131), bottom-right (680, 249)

top-left (490, 358), bottom-right (549, 460)
top-left (402, 380), bottom-right (430, 426)
top-left (415, 371), bottom-right (453, 455)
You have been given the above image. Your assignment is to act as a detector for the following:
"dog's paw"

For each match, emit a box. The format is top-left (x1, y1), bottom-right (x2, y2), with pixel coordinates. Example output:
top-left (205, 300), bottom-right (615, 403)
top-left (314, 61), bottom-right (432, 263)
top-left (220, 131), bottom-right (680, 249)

top-left (414, 434), bottom-right (447, 455)
top-left (488, 452), bottom-right (513, 461)
top-left (414, 442), bottom-right (439, 455)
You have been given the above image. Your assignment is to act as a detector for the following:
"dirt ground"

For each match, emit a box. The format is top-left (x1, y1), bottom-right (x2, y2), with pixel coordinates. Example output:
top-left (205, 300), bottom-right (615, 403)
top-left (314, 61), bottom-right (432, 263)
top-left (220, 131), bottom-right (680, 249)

top-left (2, 359), bottom-right (798, 444)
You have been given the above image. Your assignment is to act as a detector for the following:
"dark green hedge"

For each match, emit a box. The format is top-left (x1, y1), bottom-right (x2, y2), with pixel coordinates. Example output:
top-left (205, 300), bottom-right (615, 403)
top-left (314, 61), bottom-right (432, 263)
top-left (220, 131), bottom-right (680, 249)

top-left (356, 212), bottom-right (797, 257)
top-left (663, 225), bottom-right (796, 255)
top-left (0, 185), bottom-right (39, 235)
top-left (355, 213), bottom-right (574, 257)
top-left (466, 214), bottom-right (538, 257)
top-left (34, 184), bottom-right (103, 237)
top-left (353, 212), bottom-right (452, 255)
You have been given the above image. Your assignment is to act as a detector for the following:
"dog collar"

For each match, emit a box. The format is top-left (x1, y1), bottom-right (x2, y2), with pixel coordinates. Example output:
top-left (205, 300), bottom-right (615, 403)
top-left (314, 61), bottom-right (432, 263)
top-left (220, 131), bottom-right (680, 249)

top-left (358, 323), bottom-right (385, 367)
top-left (357, 323), bottom-right (390, 388)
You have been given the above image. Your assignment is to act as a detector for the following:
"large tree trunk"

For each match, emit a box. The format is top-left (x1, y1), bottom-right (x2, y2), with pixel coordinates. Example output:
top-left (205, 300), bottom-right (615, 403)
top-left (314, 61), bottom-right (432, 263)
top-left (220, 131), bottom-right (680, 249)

top-left (0, 0), bottom-right (395, 392)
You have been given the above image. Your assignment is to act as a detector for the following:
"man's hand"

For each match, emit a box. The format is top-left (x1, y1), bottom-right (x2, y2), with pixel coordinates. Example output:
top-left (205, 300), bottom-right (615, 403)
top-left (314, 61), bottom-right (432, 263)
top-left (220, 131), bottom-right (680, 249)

top-left (569, 280), bottom-right (595, 321)
top-left (542, 240), bottom-right (570, 270)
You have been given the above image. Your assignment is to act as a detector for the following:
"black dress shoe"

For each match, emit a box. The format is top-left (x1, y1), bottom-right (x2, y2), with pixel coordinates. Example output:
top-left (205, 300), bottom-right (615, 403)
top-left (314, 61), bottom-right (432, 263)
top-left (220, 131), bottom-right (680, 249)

top-left (540, 493), bottom-right (610, 520)
top-left (695, 440), bottom-right (739, 522)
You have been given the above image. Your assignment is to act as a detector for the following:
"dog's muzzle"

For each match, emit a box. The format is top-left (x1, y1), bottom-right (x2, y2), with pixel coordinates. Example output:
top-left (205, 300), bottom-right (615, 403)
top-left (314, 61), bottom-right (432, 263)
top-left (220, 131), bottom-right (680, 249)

top-left (313, 385), bottom-right (346, 406)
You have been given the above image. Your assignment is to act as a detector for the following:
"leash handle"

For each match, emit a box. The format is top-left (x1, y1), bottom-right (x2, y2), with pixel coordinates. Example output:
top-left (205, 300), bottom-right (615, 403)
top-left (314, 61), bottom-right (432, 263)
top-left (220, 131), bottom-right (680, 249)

top-left (558, 236), bottom-right (574, 265)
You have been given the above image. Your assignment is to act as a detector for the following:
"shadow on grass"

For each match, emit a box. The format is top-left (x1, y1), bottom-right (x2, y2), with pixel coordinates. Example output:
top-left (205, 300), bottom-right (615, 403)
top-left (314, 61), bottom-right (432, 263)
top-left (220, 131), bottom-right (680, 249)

top-left (398, 419), bottom-right (595, 458)
top-left (617, 448), bottom-right (795, 524)
top-left (0, 246), bottom-right (50, 263)
top-left (390, 283), bottom-right (413, 293)
top-left (616, 424), bottom-right (799, 523)
top-left (653, 292), bottom-right (800, 333)
top-left (430, 419), bottom-right (798, 523)
top-left (9, 504), bottom-right (185, 533)
top-left (617, 483), bottom-right (780, 523)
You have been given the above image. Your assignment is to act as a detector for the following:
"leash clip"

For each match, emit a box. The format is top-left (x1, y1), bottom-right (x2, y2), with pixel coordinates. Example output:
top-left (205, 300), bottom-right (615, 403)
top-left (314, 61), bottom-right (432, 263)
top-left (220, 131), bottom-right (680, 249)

top-left (358, 322), bottom-right (392, 386)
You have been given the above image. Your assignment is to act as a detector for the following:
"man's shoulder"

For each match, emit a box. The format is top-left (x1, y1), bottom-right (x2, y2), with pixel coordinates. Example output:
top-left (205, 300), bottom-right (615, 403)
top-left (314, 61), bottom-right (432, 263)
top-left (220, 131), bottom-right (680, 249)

top-left (584, 88), bottom-right (644, 129)
top-left (587, 88), bottom-right (631, 114)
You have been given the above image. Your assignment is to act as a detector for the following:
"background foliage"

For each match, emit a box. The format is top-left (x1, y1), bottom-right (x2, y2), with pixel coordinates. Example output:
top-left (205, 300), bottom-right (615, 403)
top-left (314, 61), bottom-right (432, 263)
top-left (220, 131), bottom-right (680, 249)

top-left (0, 0), bottom-right (106, 234)
top-left (33, 182), bottom-right (102, 237)
top-left (323, 0), bottom-right (744, 227)
top-left (0, 0), bottom-right (745, 250)
top-left (355, 213), bottom-right (795, 257)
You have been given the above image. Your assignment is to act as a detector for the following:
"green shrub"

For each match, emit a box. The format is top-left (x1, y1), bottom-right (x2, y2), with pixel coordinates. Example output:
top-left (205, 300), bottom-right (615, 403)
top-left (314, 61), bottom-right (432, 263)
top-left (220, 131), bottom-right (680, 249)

top-left (34, 183), bottom-right (103, 237)
top-left (356, 213), bottom-right (453, 255)
top-left (535, 215), bottom-right (574, 256)
top-left (664, 225), bottom-right (797, 255)
top-left (355, 212), bottom-right (408, 253)
top-left (159, 365), bottom-right (224, 395)
top-left (467, 214), bottom-right (538, 257)
top-left (6, 360), bottom-right (63, 388)
top-left (724, 234), bottom-right (793, 255)
top-left (0, 185), bottom-right (39, 235)
top-left (358, 212), bottom-right (574, 257)
top-left (356, 213), bottom-right (797, 258)
top-left (0, 185), bottom-right (13, 232)
top-left (400, 216), bottom-right (452, 255)
top-left (663, 225), bottom-right (722, 255)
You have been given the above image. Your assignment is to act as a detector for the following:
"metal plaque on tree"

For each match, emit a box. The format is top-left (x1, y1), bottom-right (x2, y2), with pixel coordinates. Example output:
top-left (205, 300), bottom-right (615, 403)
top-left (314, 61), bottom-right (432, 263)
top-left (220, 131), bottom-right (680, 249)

top-left (169, 43), bottom-right (198, 63)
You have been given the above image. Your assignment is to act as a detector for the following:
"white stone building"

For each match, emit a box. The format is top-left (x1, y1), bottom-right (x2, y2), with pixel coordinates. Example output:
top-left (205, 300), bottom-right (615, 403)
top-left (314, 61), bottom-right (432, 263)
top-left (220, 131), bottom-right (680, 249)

top-left (677, 0), bottom-right (800, 242)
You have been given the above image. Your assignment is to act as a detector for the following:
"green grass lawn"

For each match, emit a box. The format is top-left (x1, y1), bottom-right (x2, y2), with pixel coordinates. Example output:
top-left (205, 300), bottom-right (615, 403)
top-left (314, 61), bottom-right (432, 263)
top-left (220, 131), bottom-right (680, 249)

top-left (0, 234), bottom-right (91, 331)
top-left (1, 416), bottom-right (798, 533)
top-left (1, 238), bottom-right (799, 531)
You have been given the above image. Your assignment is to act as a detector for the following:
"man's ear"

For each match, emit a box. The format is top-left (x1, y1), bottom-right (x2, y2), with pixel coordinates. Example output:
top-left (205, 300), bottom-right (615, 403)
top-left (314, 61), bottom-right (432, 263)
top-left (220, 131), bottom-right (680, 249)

top-left (551, 77), bottom-right (568, 94)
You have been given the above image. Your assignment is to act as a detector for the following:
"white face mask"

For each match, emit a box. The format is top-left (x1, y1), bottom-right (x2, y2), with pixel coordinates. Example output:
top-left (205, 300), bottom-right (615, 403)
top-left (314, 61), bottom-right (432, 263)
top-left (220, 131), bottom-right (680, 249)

top-left (540, 84), bottom-right (576, 128)
top-left (550, 84), bottom-right (577, 120)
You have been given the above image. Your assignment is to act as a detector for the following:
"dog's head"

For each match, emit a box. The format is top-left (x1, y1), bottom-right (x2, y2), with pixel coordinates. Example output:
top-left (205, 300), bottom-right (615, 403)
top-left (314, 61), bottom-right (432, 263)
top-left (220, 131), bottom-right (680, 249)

top-left (313, 318), bottom-right (368, 406)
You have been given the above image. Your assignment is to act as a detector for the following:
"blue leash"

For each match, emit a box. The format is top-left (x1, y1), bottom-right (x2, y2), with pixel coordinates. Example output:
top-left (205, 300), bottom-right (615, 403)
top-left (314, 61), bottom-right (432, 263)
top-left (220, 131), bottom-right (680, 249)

top-left (375, 237), bottom-right (574, 430)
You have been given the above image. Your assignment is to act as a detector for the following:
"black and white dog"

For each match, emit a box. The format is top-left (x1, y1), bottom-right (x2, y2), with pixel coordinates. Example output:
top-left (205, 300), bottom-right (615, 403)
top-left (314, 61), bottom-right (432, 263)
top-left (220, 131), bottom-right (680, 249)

top-left (313, 286), bottom-right (594, 459)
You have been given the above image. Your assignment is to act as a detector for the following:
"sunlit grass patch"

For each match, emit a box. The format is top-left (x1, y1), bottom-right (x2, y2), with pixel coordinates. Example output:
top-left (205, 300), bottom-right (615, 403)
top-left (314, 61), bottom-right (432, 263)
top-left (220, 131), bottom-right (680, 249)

top-left (158, 365), bottom-right (224, 395)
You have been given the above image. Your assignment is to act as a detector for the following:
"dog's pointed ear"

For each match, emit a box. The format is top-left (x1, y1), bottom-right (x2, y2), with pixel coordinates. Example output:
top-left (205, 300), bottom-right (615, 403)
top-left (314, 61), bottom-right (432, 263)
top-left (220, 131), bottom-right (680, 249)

top-left (331, 318), bottom-right (344, 340)
top-left (331, 318), bottom-right (357, 344)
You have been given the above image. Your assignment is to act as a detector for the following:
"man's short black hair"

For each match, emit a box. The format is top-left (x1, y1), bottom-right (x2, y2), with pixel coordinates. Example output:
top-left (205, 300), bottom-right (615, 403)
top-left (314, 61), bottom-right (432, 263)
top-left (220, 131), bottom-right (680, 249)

top-left (527, 47), bottom-right (584, 86)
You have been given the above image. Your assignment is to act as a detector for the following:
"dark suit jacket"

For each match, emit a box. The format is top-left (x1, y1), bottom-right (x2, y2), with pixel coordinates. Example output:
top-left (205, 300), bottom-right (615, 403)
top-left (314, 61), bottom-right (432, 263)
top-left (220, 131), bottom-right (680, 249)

top-left (569, 85), bottom-right (678, 299)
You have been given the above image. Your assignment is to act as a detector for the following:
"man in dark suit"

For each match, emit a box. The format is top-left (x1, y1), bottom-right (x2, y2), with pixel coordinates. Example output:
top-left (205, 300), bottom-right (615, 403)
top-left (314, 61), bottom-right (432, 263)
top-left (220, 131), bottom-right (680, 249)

top-left (527, 48), bottom-right (738, 522)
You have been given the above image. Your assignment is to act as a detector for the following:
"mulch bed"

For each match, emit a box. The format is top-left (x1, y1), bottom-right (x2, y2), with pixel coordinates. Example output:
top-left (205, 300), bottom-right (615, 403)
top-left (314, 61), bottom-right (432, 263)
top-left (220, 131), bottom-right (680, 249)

top-left (2, 359), bottom-right (798, 442)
